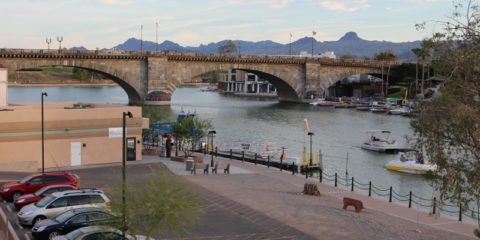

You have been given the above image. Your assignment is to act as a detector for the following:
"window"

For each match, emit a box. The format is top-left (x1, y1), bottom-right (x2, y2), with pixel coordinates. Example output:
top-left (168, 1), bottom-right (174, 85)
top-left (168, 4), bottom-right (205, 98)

top-left (69, 214), bottom-right (88, 224)
top-left (69, 195), bottom-right (89, 206)
top-left (29, 177), bottom-right (44, 185)
top-left (48, 197), bottom-right (68, 208)
top-left (83, 232), bottom-right (125, 240)
top-left (89, 195), bottom-right (105, 204)
top-left (88, 212), bottom-right (109, 221)
top-left (45, 176), bottom-right (69, 183)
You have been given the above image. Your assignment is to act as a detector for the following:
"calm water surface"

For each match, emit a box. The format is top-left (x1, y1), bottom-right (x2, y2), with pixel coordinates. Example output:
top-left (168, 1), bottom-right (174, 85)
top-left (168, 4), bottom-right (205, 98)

top-left (8, 86), bottom-right (434, 198)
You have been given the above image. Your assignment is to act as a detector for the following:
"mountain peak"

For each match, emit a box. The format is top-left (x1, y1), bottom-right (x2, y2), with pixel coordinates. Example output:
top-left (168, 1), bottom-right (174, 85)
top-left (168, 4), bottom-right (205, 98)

top-left (339, 32), bottom-right (362, 41)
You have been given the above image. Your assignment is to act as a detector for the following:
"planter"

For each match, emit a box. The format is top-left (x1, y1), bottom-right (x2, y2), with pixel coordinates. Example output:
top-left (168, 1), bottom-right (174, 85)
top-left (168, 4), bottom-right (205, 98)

top-left (170, 156), bottom-right (187, 162)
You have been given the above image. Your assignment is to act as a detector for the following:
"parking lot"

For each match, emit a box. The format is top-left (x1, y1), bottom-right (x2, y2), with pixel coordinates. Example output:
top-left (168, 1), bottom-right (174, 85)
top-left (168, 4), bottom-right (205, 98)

top-left (1, 161), bottom-right (314, 240)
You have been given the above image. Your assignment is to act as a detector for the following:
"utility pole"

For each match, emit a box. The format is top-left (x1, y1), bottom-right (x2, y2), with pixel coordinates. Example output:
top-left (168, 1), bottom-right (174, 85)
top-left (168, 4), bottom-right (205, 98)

top-left (312, 30), bottom-right (316, 57)
top-left (289, 33), bottom-right (292, 56)
top-left (155, 22), bottom-right (158, 52)
top-left (140, 25), bottom-right (143, 52)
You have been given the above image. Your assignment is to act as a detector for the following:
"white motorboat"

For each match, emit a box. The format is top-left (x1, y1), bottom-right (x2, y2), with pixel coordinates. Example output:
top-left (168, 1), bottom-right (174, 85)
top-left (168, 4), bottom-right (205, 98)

top-left (361, 130), bottom-right (401, 153)
top-left (309, 98), bottom-right (338, 107)
top-left (388, 106), bottom-right (411, 116)
top-left (385, 152), bottom-right (437, 174)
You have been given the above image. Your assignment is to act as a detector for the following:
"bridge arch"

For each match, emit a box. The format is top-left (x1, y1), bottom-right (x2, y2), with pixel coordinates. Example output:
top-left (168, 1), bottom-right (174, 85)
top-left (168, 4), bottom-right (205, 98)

top-left (188, 68), bottom-right (299, 100)
top-left (0, 57), bottom-right (146, 104)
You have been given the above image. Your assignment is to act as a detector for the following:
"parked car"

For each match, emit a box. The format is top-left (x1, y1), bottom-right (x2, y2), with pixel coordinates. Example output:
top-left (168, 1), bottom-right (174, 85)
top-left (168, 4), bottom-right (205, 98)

top-left (17, 189), bottom-right (111, 226)
top-left (32, 207), bottom-right (116, 240)
top-left (52, 226), bottom-right (152, 240)
top-left (0, 172), bottom-right (80, 201)
top-left (14, 184), bottom-right (78, 210)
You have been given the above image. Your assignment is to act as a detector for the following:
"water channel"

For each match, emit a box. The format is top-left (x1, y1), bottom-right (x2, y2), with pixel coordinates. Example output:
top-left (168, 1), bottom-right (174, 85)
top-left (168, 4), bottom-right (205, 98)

top-left (8, 85), bottom-right (434, 199)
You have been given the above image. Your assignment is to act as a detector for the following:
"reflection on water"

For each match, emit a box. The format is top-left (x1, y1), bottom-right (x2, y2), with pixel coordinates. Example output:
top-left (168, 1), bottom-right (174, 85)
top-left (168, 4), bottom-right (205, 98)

top-left (8, 86), bottom-right (128, 104)
top-left (8, 85), bottom-right (434, 198)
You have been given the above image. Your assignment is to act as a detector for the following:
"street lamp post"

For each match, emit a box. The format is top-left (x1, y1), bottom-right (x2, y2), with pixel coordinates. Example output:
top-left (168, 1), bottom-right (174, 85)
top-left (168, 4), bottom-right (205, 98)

top-left (208, 130), bottom-right (216, 167)
top-left (122, 111), bottom-right (133, 237)
top-left (41, 92), bottom-right (48, 174)
top-left (307, 132), bottom-right (314, 178)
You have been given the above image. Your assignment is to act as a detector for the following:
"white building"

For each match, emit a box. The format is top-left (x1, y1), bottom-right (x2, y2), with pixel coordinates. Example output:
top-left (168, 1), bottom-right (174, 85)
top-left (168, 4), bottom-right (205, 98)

top-left (218, 69), bottom-right (277, 97)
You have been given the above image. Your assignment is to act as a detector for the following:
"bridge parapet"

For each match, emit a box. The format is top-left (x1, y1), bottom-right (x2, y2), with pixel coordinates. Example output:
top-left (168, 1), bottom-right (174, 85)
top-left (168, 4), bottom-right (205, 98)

top-left (0, 48), bottom-right (403, 68)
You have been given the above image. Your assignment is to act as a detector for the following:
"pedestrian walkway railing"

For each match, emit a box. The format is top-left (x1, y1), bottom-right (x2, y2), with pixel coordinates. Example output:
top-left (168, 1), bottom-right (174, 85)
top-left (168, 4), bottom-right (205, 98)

top-left (204, 147), bottom-right (480, 225)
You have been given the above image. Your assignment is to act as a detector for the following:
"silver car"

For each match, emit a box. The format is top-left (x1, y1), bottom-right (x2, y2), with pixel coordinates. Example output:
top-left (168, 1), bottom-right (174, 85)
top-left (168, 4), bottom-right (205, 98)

top-left (17, 189), bottom-right (111, 226)
top-left (52, 226), bottom-right (153, 240)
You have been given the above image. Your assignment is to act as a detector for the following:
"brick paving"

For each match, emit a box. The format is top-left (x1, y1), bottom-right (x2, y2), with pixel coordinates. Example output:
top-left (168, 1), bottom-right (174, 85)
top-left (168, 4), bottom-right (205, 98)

top-left (159, 154), bottom-right (477, 240)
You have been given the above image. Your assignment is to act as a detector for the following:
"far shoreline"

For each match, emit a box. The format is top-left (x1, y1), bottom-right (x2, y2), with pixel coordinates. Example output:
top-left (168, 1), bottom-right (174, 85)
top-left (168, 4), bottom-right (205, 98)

top-left (8, 83), bottom-right (118, 87)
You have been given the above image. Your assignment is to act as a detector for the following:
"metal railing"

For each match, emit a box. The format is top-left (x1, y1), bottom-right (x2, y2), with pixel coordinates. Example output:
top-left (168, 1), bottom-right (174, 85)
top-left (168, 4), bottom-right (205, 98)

top-left (209, 147), bottom-right (480, 224)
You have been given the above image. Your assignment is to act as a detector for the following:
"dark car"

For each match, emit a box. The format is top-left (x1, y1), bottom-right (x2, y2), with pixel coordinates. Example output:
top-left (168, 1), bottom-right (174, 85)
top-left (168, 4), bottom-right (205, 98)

top-left (14, 184), bottom-right (78, 210)
top-left (31, 207), bottom-right (115, 240)
top-left (0, 172), bottom-right (79, 201)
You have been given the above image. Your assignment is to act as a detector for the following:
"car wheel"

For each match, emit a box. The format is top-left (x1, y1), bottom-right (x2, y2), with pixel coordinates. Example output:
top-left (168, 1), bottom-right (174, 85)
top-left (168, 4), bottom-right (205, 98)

top-left (48, 231), bottom-right (61, 240)
top-left (33, 216), bottom-right (46, 225)
top-left (12, 191), bottom-right (22, 201)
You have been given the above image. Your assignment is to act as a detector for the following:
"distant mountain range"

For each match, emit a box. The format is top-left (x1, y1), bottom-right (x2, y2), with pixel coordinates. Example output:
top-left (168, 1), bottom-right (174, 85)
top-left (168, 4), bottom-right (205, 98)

top-left (72, 32), bottom-right (420, 60)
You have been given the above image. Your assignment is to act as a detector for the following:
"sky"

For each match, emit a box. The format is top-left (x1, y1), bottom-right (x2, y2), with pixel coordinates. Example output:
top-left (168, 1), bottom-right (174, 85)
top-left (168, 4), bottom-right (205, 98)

top-left (1, 0), bottom-right (455, 49)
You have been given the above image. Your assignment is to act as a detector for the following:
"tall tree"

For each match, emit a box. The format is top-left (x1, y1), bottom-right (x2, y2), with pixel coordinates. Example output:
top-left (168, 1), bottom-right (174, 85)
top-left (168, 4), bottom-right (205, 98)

top-left (411, 1), bottom-right (480, 235)
top-left (218, 40), bottom-right (237, 55)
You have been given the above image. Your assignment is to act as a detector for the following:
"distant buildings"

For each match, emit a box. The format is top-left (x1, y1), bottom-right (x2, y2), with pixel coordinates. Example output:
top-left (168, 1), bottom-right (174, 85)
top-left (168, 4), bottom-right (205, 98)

top-left (217, 69), bottom-right (277, 97)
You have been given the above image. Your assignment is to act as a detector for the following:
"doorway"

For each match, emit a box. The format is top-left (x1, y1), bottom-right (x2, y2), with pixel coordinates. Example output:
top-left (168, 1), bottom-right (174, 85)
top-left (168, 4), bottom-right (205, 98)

top-left (127, 137), bottom-right (136, 161)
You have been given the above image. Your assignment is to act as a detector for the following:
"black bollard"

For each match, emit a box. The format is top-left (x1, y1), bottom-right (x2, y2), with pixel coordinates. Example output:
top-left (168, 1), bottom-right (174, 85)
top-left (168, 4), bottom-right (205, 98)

top-left (334, 173), bottom-right (337, 187)
top-left (215, 146), bottom-right (218, 157)
top-left (351, 177), bottom-right (354, 192)
top-left (305, 165), bottom-right (308, 179)
top-left (292, 163), bottom-right (295, 175)
top-left (280, 158), bottom-right (283, 171)
top-left (368, 181), bottom-right (372, 197)
top-left (254, 153), bottom-right (257, 165)
top-left (319, 168), bottom-right (322, 182)
top-left (459, 204), bottom-right (463, 221)
top-left (389, 186), bottom-right (393, 202)
top-left (408, 191), bottom-right (412, 208)
top-left (242, 151), bottom-right (245, 163)
top-left (267, 155), bottom-right (270, 168)
top-left (433, 197), bottom-right (437, 214)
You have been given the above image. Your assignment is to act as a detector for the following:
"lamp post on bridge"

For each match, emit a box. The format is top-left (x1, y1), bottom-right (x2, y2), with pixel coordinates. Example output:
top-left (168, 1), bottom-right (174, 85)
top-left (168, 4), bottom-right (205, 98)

top-left (57, 36), bottom-right (63, 50)
top-left (122, 111), bottom-right (133, 237)
top-left (41, 92), bottom-right (48, 174)
top-left (46, 38), bottom-right (52, 50)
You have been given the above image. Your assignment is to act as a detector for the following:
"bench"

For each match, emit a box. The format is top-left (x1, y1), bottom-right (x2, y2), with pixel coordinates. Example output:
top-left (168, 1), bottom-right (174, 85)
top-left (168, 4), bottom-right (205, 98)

top-left (212, 163), bottom-right (230, 175)
top-left (190, 163), bottom-right (209, 175)
top-left (343, 197), bottom-right (364, 213)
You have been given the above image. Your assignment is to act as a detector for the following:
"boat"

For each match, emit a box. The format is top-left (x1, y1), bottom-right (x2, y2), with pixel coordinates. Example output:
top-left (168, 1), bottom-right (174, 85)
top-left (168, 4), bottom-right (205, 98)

top-left (388, 106), bottom-right (411, 116)
top-left (369, 101), bottom-right (389, 113)
top-left (385, 152), bottom-right (437, 174)
top-left (361, 130), bottom-right (401, 153)
top-left (309, 98), bottom-right (338, 107)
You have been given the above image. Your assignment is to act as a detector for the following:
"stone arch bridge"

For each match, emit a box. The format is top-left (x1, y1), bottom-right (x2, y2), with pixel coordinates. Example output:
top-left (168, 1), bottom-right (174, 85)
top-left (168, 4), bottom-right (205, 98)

top-left (0, 49), bottom-right (399, 105)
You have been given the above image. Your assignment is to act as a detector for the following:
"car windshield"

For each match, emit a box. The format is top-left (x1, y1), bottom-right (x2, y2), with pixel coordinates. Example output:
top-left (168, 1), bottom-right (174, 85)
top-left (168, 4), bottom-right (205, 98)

top-left (34, 186), bottom-right (49, 196)
top-left (35, 195), bottom-right (55, 207)
top-left (18, 175), bottom-right (32, 184)
top-left (63, 228), bottom-right (85, 240)
top-left (55, 210), bottom-right (75, 223)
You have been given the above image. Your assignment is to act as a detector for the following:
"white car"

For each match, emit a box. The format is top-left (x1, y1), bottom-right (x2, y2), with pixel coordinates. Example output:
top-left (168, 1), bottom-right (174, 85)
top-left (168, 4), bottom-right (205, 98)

top-left (17, 189), bottom-right (111, 226)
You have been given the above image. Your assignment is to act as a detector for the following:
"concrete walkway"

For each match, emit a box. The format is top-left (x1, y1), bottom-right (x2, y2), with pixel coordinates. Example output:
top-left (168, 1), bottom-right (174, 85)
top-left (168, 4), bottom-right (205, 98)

top-left (153, 154), bottom-right (478, 239)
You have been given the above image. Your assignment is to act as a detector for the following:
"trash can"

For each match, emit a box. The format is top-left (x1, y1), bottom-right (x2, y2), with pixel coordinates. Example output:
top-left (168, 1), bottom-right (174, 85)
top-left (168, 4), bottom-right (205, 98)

top-left (186, 159), bottom-right (194, 171)
top-left (159, 145), bottom-right (166, 157)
